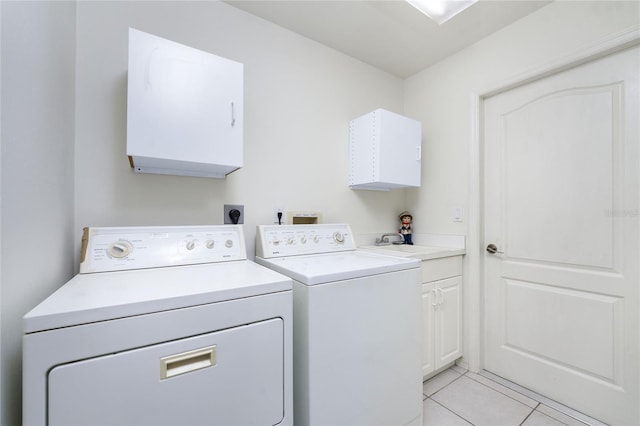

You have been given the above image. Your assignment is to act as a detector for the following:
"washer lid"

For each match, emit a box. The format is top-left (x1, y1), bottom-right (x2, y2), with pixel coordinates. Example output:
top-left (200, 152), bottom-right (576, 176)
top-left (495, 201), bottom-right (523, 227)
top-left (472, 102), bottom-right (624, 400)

top-left (254, 250), bottom-right (420, 285)
top-left (24, 260), bottom-right (291, 333)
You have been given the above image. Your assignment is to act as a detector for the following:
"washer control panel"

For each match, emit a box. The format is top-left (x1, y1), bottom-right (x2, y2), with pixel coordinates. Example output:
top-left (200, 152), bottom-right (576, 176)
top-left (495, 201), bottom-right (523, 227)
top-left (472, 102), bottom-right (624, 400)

top-left (255, 224), bottom-right (355, 258)
top-left (80, 225), bottom-right (246, 273)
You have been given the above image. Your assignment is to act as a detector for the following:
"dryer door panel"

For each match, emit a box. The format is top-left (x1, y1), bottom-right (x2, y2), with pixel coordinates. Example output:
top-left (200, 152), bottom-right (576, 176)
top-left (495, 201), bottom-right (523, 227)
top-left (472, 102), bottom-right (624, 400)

top-left (48, 318), bottom-right (283, 426)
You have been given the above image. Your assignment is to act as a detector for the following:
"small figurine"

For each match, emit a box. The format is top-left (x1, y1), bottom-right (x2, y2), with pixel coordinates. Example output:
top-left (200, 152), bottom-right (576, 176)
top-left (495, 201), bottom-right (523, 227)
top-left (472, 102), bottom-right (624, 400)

top-left (399, 211), bottom-right (413, 245)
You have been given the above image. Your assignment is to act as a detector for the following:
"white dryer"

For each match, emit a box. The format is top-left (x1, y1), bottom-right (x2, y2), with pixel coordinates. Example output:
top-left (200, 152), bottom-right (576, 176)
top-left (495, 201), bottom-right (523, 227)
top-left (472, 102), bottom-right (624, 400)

top-left (255, 224), bottom-right (423, 426)
top-left (23, 225), bottom-right (293, 426)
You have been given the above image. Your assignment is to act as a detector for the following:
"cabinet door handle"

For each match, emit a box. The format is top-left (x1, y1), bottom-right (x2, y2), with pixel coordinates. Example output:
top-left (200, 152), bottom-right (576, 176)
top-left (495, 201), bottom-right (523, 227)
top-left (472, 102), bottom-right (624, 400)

top-left (437, 287), bottom-right (444, 306)
top-left (416, 146), bottom-right (422, 161)
top-left (231, 102), bottom-right (236, 127)
top-left (431, 289), bottom-right (438, 307)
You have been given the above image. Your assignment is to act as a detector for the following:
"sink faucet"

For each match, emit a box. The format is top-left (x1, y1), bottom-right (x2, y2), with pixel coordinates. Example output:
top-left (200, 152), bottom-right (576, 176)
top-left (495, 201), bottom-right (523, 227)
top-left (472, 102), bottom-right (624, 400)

top-left (375, 233), bottom-right (405, 245)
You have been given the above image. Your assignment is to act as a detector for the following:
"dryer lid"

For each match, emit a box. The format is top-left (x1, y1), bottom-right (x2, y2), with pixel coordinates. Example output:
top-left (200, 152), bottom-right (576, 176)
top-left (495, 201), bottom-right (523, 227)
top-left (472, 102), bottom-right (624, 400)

top-left (24, 260), bottom-right (291, 333)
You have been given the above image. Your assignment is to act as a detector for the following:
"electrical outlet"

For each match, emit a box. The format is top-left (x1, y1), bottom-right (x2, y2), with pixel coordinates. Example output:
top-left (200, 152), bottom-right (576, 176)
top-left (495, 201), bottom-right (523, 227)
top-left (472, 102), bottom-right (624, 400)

top-left (273, 207), bottom-right (285, 225)
top-left (224, 204), bottom-right (244, 224)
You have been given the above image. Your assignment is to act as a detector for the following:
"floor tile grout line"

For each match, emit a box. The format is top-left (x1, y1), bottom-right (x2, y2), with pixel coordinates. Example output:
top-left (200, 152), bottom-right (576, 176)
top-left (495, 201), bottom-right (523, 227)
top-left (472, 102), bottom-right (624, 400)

top-left (425, 367), bottom-right (609, 426)
top-left (521, 405), bottom-right (583, 426)
top-left (518, 402), bottom-right (540, 426)
top-left (425, 370), bottom-right (466, 399)
top-left (427, 395), bottom-right (476, 426)
top-left (478, 370), bottom-right (606, 426)
top-left (464, 371), bottom-right (539, 409)
top-left (427, 369), bottom-right (544, 426)
top-left (427, 370), bottom-right (531, 426)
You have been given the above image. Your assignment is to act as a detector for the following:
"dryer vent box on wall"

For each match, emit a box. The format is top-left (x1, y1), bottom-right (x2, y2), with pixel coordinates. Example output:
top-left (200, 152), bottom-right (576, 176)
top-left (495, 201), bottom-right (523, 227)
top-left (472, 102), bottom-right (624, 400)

top-left (349, 108), bottom-right (422, 191)
top-left (126, 28), bottom-right (243, 179)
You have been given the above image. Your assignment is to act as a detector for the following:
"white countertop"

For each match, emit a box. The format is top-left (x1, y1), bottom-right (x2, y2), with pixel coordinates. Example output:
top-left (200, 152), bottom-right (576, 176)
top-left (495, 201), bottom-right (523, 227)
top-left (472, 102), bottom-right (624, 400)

top-left (359, 244), bottom-right (465, 261)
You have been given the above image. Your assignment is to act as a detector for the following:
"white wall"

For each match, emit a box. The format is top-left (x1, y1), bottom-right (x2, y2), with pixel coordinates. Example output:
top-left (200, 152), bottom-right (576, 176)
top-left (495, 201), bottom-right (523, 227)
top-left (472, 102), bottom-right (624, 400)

top-left (1, 1), bottom-right (406, 423)
top-left (0, 1), bottom-right (76, 425)
top-left (405, 1), bottom-right (640, 235)
top-left (5, 1), bottom-right (638, 424)
top-left (403, 0), bottom-right (640, 370)
top-left (1, 3), bottom-right (3, 419)
top-left (73, 0), bottom-right (407, 261)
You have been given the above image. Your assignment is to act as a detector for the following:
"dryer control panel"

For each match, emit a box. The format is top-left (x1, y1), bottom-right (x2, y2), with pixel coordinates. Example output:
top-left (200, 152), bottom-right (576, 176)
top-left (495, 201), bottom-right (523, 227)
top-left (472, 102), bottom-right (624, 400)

top-left (80, 225), bottom-right (247, 273)
top-left (255, 224), bottom-right (355, 258)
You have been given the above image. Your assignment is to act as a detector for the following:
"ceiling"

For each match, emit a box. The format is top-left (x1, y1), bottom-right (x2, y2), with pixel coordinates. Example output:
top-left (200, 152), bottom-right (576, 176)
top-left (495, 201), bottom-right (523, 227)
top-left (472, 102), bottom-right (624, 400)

top-left (224, 0), bottom-right (551, 78)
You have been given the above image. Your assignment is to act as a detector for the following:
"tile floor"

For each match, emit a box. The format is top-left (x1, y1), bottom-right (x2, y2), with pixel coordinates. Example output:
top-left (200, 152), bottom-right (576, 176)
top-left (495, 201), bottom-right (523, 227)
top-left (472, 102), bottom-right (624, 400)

top-left (422, 366), bottom-right (605, 426)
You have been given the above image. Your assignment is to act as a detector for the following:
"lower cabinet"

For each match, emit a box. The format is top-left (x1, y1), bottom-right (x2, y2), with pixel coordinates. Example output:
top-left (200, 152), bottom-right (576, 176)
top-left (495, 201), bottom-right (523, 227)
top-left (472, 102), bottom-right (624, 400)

top-left (421, 256), bottom-right (463, 379)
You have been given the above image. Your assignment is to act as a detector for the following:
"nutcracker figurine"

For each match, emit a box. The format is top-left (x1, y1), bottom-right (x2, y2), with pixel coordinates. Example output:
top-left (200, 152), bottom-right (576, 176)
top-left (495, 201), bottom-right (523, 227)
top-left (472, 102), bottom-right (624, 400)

top-left (399, 211), bottom-right (413, 245)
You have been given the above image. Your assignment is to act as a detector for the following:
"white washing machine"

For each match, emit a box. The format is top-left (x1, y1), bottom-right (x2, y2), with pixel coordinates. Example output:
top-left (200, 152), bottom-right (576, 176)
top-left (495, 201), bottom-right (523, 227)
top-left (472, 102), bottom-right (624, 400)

top-left (255, 224), bottom-right (423, 426)
top-left (23, 225), bottom-right (293, 426)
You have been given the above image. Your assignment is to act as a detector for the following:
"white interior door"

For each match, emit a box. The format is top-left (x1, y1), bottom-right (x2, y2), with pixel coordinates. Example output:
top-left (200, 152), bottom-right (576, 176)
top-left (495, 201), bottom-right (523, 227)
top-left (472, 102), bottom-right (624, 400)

top-left (483, 46), bottom-right (639, 426)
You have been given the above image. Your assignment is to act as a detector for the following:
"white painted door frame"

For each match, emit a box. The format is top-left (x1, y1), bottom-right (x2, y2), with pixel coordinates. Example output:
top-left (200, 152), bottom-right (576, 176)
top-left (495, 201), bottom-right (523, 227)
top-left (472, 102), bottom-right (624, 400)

top-left (464, 26), bottom-right (640, 375)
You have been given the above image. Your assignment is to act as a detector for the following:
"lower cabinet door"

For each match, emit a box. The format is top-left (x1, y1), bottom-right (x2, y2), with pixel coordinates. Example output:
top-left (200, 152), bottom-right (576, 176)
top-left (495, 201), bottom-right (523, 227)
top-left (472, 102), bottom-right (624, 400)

top-left (422, 276), bottom-right (462, 378)
top-left (435, 276), bottom-right (463, 367)
top-left (422, 282), bottom-right (436, 377)
top-left (48, 318), bottom-right (284, 426)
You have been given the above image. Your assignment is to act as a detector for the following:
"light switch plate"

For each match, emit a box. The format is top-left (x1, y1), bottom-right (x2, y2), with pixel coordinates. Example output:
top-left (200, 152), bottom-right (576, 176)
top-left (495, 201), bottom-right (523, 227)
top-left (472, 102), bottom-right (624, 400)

top-left (452, 207), bottom-right (463, 222)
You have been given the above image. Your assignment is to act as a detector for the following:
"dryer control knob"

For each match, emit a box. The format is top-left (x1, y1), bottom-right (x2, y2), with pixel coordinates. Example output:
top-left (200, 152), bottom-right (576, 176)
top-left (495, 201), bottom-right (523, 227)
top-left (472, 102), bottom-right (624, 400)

top-left (300, 236), bottom-right (307, 244)
top-left (206, 240), bottom-right (215, 249)
top-left (107, 240), bottom-right (133, 259)
top-left (186, 241), bottom-right (196, 250)
top-left (333, 232), bottom-right (345, 243)
top-left (225, 239), bottom-right (234, 248)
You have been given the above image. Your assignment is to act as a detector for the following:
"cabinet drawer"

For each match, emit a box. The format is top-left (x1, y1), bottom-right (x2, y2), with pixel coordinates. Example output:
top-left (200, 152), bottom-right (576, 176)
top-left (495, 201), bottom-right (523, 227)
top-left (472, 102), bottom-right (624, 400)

top-left (421, 256), bottom-right (462, 283)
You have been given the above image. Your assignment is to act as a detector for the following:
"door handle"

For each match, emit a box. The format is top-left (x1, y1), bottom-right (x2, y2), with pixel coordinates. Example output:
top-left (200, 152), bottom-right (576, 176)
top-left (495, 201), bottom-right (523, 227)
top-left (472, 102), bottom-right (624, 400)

top-left (160, 345), bottom-right (216, 379)
top-left (486, 243), bottom-right (504, 254)
top-left (230, 102), bottom-right (236, 127)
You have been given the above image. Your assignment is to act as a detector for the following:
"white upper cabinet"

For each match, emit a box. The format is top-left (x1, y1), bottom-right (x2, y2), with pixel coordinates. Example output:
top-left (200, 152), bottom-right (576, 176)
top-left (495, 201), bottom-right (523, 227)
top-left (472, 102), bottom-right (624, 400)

top-left (349, 109), bottom-right (422, 190)
top-left (127, 29), bottom-right (243, 178)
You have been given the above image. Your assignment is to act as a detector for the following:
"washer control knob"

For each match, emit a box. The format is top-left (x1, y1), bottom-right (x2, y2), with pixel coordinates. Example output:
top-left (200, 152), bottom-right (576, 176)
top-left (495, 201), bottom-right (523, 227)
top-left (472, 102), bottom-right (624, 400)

top-left (333, 232), bottom-right (345, 243)
top-left (287, 237), bottom-right (294, 245)
top-left (313, 235), bottom-right (320, 243)
top-left (186, 240), bottom-right (196, 251)
top-left (107, 240), bottom-right (133, 259)
top-left (300, 236), bottom-right (307, 244)
top-left (225, 239), bottom-right (234, 248)
top-left (206, 240), bottom-right (215, 249)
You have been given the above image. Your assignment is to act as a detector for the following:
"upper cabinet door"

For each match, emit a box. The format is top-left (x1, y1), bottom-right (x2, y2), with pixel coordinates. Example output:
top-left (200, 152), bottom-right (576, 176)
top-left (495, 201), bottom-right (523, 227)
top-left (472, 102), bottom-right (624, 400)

top-left (349, 109), bottom-right (422, 191)
top-left (127, 28), bottom-right (243, 178)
